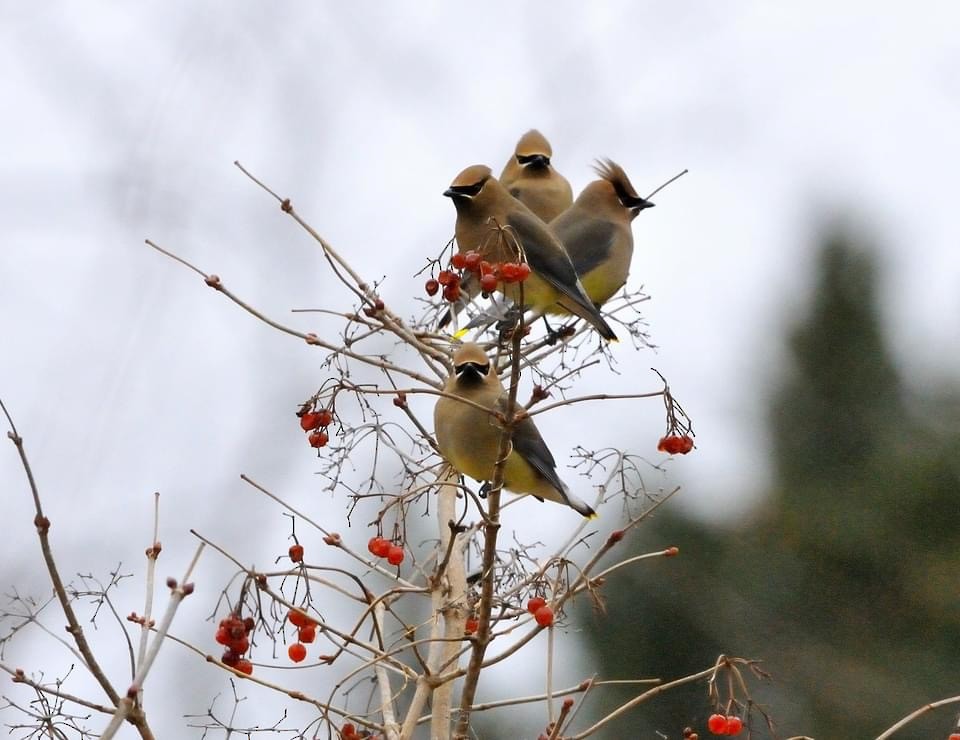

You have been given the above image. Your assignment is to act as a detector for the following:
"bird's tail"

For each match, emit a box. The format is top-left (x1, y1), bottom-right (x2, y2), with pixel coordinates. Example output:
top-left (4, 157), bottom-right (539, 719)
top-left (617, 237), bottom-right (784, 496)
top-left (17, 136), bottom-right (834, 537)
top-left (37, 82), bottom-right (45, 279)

top-left (556, 295), bottom-right (618, 342)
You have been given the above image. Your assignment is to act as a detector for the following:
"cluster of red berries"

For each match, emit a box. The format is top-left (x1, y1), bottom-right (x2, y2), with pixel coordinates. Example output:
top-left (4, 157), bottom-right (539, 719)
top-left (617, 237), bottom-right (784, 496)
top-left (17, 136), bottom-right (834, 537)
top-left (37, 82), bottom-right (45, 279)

top-left (707, 714), bottom-right (743, 736)
top-left (339, 723), bottom-right (383, 740)
top-left (464, 615), bottom-right (479, 635)
top-left (527, 597), bottom-right (555, 627)
top-left (367, 536), bottom-right (405, 566)
top-left (215, 612), bottom-right (255, 675)
top-left (287, 608), bottom-right (318, 663)
top-left (658, 434), bottom-right (694, 455)
top-left (299, 407), bottom-right (333, 448)
top-left (425, 250), bottom-right (532, 302)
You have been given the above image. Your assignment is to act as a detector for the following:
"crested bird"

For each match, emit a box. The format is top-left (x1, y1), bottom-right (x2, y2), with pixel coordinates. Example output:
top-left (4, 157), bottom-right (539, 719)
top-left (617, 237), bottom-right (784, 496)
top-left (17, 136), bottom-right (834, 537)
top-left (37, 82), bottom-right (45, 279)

top-left (500, 129), bottom-right (573, 222)
top-left (550, 159), bottom-right (655, 307)
top-left (434, 343), bottom-right (596, 517)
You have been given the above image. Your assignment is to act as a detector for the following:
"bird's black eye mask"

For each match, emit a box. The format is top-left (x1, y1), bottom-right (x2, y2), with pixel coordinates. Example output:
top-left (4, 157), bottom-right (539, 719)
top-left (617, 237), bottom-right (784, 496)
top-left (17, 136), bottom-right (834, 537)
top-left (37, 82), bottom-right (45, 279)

top-left (612, 181), bottom-right (654, 211)
top-left (517, 154), bottom-right (550, 168)
top-left (455, 361), bottom-right (490, 378)
top-left (445, 182), bottom-right (485, 198)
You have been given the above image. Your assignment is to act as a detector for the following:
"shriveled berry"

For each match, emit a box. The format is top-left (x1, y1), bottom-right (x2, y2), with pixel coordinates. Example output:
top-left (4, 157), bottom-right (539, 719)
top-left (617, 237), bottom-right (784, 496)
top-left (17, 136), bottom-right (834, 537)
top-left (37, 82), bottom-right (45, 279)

top-left (288, 642), bottom-right (307, 663)
top-left (534, 605), bottom-right (554, 627)
top-left (235, 659), bottom-right (253, 675)
top-left (227, 636), bottom-right (249, 655)
top-left (526, 597), bottom-right (546, 614)
top-left (221, 649), bottom-right (240, 667)
top-left (437, 270), bottom-right (456, 286)
top-left (425, 278), bottom-right (440, 296)
top-left (500, 262), bottom-right (521, 282)
top-left (243, 617), bottom-right (255, 633)
top-left (315, 409), bottom-right (333, 427)
top-left (386, 544), bottom-right (405, 566)
top-left (289, 544), bottom-right (304, 563)
top-left (308, 431), bottom-right (329, 448)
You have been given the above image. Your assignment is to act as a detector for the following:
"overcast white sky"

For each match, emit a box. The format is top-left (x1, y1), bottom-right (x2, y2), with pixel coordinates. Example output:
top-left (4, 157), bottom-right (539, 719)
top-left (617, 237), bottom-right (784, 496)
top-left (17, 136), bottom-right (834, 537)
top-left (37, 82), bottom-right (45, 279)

top-left (1, 3), bottom-right (958, 737)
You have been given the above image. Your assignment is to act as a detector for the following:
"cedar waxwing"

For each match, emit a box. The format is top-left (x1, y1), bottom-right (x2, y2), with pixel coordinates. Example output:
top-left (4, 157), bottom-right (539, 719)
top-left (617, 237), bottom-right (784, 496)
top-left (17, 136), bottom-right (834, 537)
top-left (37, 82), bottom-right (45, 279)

top-left (443, 165), bottom-right (617, 341)
top-left (499, 129), bottom-right (573, 223)
top-left (550, 159), bottom-right (655, 307)
top-left (434, 343), bottom-right (596, 518)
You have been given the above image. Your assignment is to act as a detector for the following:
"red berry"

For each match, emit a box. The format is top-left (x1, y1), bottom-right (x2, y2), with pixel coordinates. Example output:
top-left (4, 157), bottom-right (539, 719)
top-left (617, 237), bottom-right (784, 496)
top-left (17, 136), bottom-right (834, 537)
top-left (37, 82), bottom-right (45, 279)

top-left (442, 283), bottom-right (461, 302)
top-left (243, 616), bottom-right (255, 633)
top-left (288, 642), bottom-right (307, 663)
top-left (425, 278), bottom-right (440, 296)
top-left (479, 273), bottom-right (498, 294)
top-left (657, 435), bottom-right (691, 455)
top-left (315, 409), bottom-right (333, 427)
top-left (341, 725), bottom-right (356, 738)
top-left (371, 537), bottom-right (391, 558)
top-left (298, 624), bottom-right (316, 643)
top-left (707, 714), bottom-right (728, 735)
top-left (664, 546), bottom-right (680, 557)
top-left (235, 658), bottom-right (253, 675)
top-left (437, 270), bottom-right (456, 286)
top-left (289, 544), bottom-right (304, 563)
top-left (308, 431), bottom-right (329, 448)
top-left (949, 735), bottom-right (960, 740)
top-left (215, 627), bottom-right (230, 645)
top-left (479, 260), bottom-right (494, 276)
top-left (534, 605), bottom-right (554, 627)
top-left (299, 412), bottom-right (321, 431)
top-left (724, 716), bottom-right (743, 736)
top-left (368, 536), bottom-right (383, 555)
top-left (464, 251), bottom-right (482, 273)
top-left (288, 609), bottom-right (313, 628)
top-left (464, 617), bottom-right (479, 635)
top-left (450, 252), bottom-right (467, 270)
top-left (500, 262), bottom-right (520, 283)
top-left (526, 597), bottom-right (546, 614)
top-left (515, 262), bottom-right (531, 282)
top-left (221, 649), bottom-right (240, 667)
top-left (227, 635), bottom-right (249, 655)
top-left (386, 545), bottom-right (405, 566)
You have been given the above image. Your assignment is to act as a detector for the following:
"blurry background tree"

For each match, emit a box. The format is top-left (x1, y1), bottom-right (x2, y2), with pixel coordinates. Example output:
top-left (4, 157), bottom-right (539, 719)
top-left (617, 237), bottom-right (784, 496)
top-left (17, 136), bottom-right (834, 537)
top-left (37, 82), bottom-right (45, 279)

top-left (581, 225), bottom-right (960, 738)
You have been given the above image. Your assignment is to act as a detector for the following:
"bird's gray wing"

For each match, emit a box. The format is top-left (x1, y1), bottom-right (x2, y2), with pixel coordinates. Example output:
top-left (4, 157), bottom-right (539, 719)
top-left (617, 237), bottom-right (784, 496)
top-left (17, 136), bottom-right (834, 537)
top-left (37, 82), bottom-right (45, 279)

top-left (554, 217), bottom-right (616, 277)
top-left (506, 211), bottom-right (596, 313)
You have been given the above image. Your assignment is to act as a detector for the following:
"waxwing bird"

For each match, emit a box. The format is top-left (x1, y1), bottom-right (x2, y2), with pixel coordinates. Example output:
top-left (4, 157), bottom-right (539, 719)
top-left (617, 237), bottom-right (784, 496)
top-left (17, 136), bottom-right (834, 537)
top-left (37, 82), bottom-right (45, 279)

top-left (500, 129), bottom-right (573, 222)
top-left (434, 343), bottom-right (596, 518)
top-left (442, 165), bottom-right (617, 341)
top-left (550, 159), bottom-right (655, 307)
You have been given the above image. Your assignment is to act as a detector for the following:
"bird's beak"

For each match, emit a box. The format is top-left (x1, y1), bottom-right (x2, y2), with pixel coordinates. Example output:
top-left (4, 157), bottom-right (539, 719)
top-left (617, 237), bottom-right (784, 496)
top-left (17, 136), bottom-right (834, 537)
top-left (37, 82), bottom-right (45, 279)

top-left (443, 187), bottom-right (456, 198)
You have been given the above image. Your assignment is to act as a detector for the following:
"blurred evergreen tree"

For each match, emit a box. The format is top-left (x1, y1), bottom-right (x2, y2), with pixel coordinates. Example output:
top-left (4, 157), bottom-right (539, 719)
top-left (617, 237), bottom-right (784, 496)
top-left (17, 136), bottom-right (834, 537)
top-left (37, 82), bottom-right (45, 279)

top-left (578, 228), bottom-right (960, 739)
